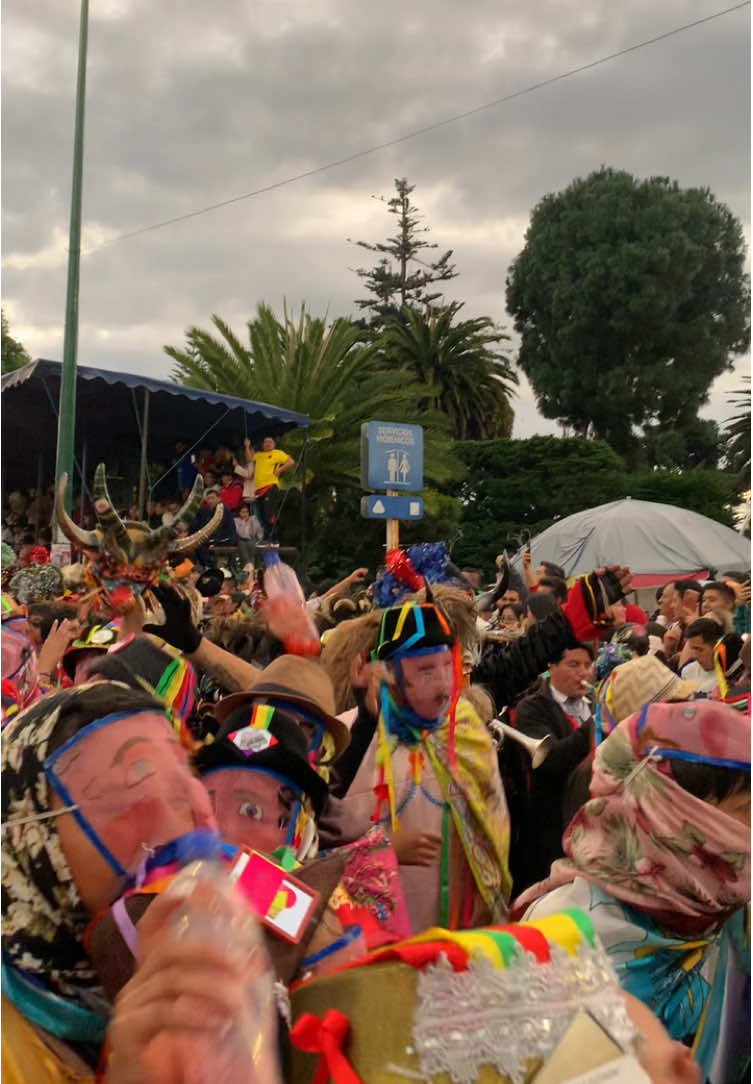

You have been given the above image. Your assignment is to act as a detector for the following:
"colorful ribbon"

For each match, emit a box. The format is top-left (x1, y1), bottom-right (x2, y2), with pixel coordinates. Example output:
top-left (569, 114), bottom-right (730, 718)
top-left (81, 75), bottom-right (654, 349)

top-left (368, 910), bottom-right (596, 970)
top-left (289, 1009), bottom-right (365, 1084)
top-left (439, 804), bottom-right (451, 928)
top-left (713, 641), bottom-right (729, 699)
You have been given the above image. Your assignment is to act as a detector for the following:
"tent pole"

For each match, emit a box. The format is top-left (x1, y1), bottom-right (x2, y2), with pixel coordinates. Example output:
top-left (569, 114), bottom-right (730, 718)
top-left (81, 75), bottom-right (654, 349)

top-left (78, 439), bottom-right (88, 524)
top-left (35, 452), bottom-right (44, 541)
top-left (137, 388), bottom-right (150, 519)
top-left (54, 0), bottom-right (89, 524)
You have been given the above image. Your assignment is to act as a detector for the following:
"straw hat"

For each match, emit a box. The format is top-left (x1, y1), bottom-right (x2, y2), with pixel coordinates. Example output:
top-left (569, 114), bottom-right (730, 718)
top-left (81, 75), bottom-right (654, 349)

top-left (605, 654), bottom-right (698, 725)
top-left (213, 655), bottom-right (349, 758)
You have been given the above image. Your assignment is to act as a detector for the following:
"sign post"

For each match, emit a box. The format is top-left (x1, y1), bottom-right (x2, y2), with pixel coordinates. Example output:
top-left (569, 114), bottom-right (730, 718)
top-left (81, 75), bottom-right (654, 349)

top-left (361, 422), bottom-right (424, 549)
top-left (386, 490), bottom-right (400, 550)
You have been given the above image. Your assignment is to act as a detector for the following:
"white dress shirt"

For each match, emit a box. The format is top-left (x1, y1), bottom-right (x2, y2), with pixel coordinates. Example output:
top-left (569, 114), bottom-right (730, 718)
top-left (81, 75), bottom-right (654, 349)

top-left (550, 684), bottom-right (591, 724)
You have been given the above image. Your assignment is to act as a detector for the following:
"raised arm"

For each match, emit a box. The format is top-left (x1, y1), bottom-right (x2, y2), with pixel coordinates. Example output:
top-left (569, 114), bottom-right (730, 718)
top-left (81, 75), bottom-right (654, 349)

top-left (474, 566), bottom-right (631, 711)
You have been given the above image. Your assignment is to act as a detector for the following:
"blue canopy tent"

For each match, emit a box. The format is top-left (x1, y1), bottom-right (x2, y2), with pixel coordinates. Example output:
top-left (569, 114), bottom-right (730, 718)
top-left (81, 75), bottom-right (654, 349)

top-left (1, 359), bottom-right (308, 519)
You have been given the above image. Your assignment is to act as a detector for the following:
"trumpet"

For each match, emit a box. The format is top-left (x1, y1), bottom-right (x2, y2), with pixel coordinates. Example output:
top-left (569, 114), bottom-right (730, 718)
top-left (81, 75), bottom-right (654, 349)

top-left (489, 717), bottom-right (553, 769)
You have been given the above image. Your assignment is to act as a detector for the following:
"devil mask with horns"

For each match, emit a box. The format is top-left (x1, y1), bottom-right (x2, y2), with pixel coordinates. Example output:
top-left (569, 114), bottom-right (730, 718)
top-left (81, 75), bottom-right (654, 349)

top-left (55, 464), bottom-right (223, 614)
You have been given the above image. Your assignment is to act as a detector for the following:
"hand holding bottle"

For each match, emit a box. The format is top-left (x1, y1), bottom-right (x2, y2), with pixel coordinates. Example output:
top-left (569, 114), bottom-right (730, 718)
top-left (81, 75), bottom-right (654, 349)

top-left (262, 552), bottom-right (320, 656)
top-left (106, 865), bottom-right (281, 1084)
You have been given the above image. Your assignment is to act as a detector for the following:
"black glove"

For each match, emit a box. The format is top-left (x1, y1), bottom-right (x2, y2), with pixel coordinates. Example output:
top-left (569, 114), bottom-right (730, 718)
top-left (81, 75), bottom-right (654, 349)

top-left (143, 585), bottom-right (202, 654)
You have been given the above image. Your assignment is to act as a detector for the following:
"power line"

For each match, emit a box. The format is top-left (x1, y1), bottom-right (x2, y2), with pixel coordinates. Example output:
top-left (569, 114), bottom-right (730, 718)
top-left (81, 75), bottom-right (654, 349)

top-left (84, 1), bottom-right (750, 254)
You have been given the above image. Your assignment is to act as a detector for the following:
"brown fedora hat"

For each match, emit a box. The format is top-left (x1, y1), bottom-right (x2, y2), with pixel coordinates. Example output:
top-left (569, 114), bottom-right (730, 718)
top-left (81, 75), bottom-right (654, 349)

top-left (213, 655), bottom-right (350, 759)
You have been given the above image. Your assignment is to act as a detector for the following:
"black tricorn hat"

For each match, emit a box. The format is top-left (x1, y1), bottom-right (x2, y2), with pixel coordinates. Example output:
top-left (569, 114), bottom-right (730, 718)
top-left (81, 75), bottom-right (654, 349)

top-left (194, 703), bottom-right (328, 816)
top-left (374, 601), bottom-right (455, 662)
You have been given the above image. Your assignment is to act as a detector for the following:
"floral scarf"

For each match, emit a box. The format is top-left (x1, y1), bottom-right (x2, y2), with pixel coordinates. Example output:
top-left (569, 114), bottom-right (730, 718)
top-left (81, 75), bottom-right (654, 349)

top-left (2, 697), bottom-right (104, 1003)
top-left (515, 699), bottom-right (750, 924)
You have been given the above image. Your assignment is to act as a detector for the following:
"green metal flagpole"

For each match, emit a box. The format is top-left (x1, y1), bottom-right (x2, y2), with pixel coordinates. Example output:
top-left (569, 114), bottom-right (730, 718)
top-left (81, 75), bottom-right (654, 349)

top-left (54, 0), bottom-right (90, 522)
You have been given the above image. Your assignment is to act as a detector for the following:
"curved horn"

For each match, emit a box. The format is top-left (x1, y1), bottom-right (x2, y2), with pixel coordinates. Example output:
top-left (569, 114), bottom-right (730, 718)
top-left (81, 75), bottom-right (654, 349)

top-left (170, 502), bottom-right (225, 555)
top-left (168, 474), bottom-right (205, 529)
top-left (149, 474), bottom-right (206, 547)
top-left (92, 463), bottom-right (131, 555)
top-left (55, 473), bottom-right (99, 549)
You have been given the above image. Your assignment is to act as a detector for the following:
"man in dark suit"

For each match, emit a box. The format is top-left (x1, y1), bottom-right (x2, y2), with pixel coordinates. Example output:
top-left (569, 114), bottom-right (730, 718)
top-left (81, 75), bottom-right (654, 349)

top-left (195, 491), bottom-right (237, 565)
top-left (512, 642), bottom-right (595, 892)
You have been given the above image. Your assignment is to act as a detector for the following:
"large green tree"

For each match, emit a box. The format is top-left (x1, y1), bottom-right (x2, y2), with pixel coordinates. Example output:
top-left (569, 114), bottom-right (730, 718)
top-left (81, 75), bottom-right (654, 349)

top-left (639, 417), bottom-right (722, 471)
top-left (450, 436), bottom-right (736, 574)
top-left (506, 168), bottom-right (750, 453)
top-left (350, 178), bottom-right (457, 325)
top-left (165, 304), bottom-right (462, 575)
top-left (1, 310), bottom-right (31, 374)
top-left (378, 304), bottom-right (517, 439)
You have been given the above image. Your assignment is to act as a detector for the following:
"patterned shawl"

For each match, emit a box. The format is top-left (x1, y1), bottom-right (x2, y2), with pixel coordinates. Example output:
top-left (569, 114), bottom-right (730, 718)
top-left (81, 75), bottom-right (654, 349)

top-left (2, 696), bottom-right (104, 1001)
top-left (425, 699), bottom-right (513, 920)
top-left (515, 700), bottom-right (750, 924)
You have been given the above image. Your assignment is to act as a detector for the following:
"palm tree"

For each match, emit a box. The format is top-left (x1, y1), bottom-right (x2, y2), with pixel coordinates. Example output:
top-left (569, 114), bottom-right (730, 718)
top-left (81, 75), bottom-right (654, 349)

top-left (377, 304), bottom-right (518, 440)
top-left (723, 375), bottom-right (751, 483)
top-left (165, 302), bottom-right (460, 495)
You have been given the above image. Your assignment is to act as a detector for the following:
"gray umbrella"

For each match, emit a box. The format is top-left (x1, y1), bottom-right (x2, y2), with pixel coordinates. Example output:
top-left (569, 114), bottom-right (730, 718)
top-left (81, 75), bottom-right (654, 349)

top-left (512, 498), bottom-right (749, 585)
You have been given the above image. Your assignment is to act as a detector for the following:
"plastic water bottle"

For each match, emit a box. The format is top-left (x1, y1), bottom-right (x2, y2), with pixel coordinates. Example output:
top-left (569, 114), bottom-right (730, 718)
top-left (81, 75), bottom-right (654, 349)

top-left (165, 851), bottom-right (281, 1084)
top-left (262, 551), bottom-right (320, 656)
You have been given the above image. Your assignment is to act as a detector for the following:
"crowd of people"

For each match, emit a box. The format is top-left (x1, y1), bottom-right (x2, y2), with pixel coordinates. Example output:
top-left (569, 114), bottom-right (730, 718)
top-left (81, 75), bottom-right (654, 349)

top-left (1, 436), bottom-right (296, 574)
top-left (148, 437), bottom-right (295, 550)
top-left (0, 457), bottom-right (750, 1084)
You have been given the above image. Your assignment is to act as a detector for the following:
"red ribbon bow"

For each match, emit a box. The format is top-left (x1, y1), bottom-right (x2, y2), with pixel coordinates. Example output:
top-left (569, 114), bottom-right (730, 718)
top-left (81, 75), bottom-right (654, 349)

top-left (289, 1009), bottom-right (364, 1084)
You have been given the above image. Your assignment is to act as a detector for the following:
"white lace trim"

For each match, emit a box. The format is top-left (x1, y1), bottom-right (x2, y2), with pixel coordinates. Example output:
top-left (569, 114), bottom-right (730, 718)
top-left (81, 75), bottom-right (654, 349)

top-left (413, 942), bottom-right (636, 1084)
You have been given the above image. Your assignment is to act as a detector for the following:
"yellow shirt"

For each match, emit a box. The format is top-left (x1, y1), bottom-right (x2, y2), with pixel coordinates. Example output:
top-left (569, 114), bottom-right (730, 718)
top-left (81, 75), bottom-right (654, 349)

top-left (1, 998), bottom-right (94, 1084)
top-left (254, 449), bottom-right (290, 491)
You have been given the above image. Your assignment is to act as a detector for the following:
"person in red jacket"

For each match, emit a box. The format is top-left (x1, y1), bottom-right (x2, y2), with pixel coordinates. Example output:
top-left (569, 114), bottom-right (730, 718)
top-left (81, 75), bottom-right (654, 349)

top-left (609, 597), bottom-right (648, 626)
top-left (219, 465), bottom-right (244, 513)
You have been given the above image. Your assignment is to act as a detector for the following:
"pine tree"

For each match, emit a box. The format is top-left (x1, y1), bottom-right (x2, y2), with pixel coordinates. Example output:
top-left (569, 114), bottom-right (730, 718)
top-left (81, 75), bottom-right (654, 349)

top-left (349, 178), bottom-right (457, 324)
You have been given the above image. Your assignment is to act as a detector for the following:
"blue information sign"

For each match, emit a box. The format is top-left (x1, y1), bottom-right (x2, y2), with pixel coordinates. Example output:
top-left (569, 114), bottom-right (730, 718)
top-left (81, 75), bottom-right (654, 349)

top-left (360, 421), bottom-right (423, 490)
top-left (360, 495), bottom-right (424, 521)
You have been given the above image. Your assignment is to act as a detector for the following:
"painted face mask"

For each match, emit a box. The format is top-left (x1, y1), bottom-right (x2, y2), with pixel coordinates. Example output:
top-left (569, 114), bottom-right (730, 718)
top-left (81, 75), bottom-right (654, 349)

top-left (44, 709), bottom-right (215, 879)
top-left (2, 617), bottom-right (37, 704)
top-left (392, 646), bottom-right (455, 723)
top-left (374, 600), bottom-right (459, 739)
top-left (54, 463), bottom-right (221, 617)
top-left (202, 766), bottom-right (315, 858)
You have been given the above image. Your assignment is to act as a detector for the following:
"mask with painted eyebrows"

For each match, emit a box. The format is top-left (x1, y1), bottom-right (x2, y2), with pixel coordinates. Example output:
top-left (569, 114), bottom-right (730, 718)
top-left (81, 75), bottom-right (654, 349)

top-left (393, 646), bottom-right (455, 723)
top-left (45, 709), bottom-right (215, 878)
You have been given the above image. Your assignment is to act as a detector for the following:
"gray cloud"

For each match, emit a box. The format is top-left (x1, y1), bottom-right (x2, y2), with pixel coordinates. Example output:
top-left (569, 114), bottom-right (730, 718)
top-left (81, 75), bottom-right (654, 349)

top-left (2, 0), bottom-right (749, 437)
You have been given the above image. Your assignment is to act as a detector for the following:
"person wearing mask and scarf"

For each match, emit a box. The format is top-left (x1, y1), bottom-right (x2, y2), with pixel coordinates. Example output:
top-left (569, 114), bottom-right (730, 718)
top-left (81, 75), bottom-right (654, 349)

top-left (515, 699), bottom-right (750, 1084)
top-left (1, 682), bottom-right (280, 1084)
top-left (1, 594), bottom-right (73, 722)
top-left (329, 598), bottom-right (512, 933)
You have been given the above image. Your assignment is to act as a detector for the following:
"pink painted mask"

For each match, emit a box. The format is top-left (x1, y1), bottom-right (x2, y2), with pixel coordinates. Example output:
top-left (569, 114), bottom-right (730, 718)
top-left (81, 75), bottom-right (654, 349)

top-left (45, 709), bottom-right (215, 877)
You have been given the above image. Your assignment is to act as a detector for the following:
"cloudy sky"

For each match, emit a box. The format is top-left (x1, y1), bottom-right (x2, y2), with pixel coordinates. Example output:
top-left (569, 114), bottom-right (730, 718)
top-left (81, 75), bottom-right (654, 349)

top-left (2, 0), bottom-right (750, 437)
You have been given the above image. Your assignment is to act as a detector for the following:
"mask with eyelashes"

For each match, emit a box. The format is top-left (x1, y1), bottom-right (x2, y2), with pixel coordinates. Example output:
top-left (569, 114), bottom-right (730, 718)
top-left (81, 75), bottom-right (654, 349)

top-left (44, 709), bottom-right (215, 879)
